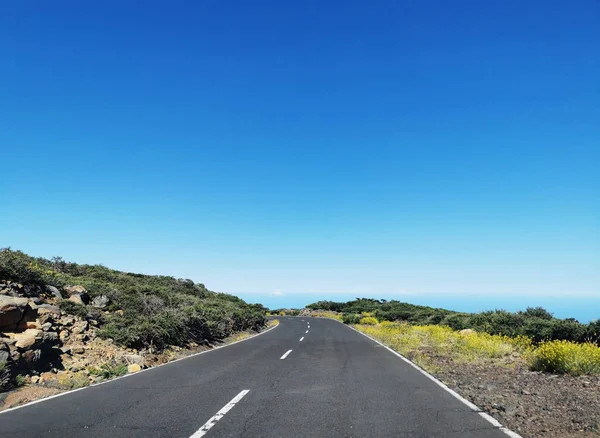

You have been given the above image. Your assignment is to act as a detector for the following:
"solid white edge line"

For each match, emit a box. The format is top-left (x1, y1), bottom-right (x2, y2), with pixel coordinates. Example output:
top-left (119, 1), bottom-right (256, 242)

top-left (190, 389), bottom-right (250, 437)
top-left (280, 349), bottom-right (293, 360)
top-left (0, 321), bottom-right (280, 415)
top-left (299, 337), bottom-right (304, 342)
top-left (331, 319), bottom-right (523, 438)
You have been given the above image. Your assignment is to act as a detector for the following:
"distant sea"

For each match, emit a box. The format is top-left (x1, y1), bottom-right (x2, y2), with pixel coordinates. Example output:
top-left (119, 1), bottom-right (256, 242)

top-left (237, 293), bottom-right (600, 323)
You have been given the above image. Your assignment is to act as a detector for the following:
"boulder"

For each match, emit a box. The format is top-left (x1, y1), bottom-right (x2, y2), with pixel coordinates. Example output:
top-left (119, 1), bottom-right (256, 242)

top-left (14, 329), bottom-right (42, 349)
top-left (0, 296), bottom-right (34, 328)
top-left (64, 286), bottom-right (87, 297)
top-left (38, 304), bottom-right (61, 316)
top-left (91, 295), bottom-right (109, 309)
top-left (0, 350), bottom-right (9, 362)
top-left (68, 294), bottom-right (88, 306)
top-left (459, 329), bottom-right (476, 336)
top-left (123, 354), bottom-right (145, 367)
top-left (127, 364), bottom-right (141, 373)
top-left (45, 285), bottom-right (63, 300)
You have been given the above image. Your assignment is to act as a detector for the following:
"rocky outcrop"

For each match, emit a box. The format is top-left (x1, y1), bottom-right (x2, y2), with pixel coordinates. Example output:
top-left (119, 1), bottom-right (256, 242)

top-left (0, 282), bottom-right (148, 396)
top-left (0, 296), bottom-right (38, 330)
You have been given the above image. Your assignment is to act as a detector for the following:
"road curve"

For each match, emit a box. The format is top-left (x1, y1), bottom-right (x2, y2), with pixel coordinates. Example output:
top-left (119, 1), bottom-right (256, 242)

top-left (0, 317), bottom-right (512, 437)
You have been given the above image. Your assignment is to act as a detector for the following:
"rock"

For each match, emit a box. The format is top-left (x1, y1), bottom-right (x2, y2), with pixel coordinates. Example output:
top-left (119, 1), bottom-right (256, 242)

top-left (64, 285), bottom-right (87, 297)
top-left (459, 329), bottom-right (476, 336)
top-left (127, 364), bottom-right (141, 373)
top-left (14, 329), bottom-right (42, 349)
top-left (91, 295), bottom-right (109, 308)
top-left (68, 294), bottom-right (87, 305)
top-left (71, 345), bottom-right (85, 354)
top-left (115, 309), bottom-right (124, 316)
top-left (41, 322), bottom-right (52, 331)
top-left (45, 285), bottom-right (63, 300)
top-left (21, 349), bottom-right (42, 365)
top-left (59, 330), bottom-right (70, 342)
top-left (42, 332), bottom-right (59, 344)
top-left (71, 321), bottom-right (89, 334)
top-left (123, 354), bottom-right (145, 367)
top-left (31, 375), bottom-right (40, 383)
top-left (59, 316), bottom-right (75, 326)
top-left (17, 321), bottom-right (40, 330)
top-left (60, 346), bottom-right (71, 354)
top-left (38, 304), bottom-right (61, 316)
top-left (0, 350), bottom-right (9, 362)
top-left (0, 296), bottom-right (35, 328)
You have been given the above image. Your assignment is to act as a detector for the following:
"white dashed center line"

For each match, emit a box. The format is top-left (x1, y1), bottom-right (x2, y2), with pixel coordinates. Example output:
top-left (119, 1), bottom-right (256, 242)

top-left (305, 330), bottom-right (309, 333)
top-left (190, 390), bottom-right (250, 437)
top-left (299, 337), bottom-right (304, 342)
top-left (280, 349), bottom-right (293, 360)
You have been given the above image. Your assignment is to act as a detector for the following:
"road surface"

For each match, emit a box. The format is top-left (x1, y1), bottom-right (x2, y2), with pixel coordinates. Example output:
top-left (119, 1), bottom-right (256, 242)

top-left (0, 317), bottom-right (513, 437)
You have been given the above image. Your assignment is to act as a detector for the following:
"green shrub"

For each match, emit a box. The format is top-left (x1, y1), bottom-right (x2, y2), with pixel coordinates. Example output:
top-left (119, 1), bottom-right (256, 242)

top-left (1, 248), bottom-right (267, 352)
top-left (342, 314), bottom-right (361, 324)
top-left (89, 362), bottom-right (128, 379)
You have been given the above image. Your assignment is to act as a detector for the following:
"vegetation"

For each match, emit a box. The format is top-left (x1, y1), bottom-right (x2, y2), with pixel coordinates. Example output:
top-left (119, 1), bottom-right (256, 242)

top-left (530, 340), bottom-right (600, 376)
top-left (308, 298), bottom-right (600, 345)
top-left (0, 248), bottom-right (267, 351)
top-left (354, 321), bottom-right (600, 376)
top-left (89, 361), bottom-right (129, 379)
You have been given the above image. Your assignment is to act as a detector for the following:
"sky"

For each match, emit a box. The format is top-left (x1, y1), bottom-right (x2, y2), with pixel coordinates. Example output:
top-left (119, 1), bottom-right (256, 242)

top-left (1, 1), bottom-right (598, 320)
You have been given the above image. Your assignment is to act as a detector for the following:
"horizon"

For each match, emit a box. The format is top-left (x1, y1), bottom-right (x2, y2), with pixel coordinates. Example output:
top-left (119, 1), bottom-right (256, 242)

top-left (1, 1), bottom-right (598, 322)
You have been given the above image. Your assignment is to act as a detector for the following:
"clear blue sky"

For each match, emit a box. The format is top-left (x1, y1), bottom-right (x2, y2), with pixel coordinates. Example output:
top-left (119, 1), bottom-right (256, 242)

top-left (1, 1), bottom-right (598, 320)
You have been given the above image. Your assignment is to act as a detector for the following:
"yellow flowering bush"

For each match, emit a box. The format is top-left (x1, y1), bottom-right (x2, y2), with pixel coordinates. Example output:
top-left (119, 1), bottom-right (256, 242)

top-left (359, 316), bottom-right (379, 325)
top-left (530, 340), bottom-right (600, 376)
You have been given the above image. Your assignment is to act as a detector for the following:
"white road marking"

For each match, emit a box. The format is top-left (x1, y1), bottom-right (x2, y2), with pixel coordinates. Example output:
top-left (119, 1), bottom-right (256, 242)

top-left (280, 349), bottom-right (293, 360)
top-left (0, 322), bottom-right (280, 416)
top-left (299, 337), bottom-right (304, 342)
top-left (305, 330), bottom-right (309, 333)
top-left (341, 322), bottom-right (523, 438)
top-left (190, 390), bottom-right (250, 437)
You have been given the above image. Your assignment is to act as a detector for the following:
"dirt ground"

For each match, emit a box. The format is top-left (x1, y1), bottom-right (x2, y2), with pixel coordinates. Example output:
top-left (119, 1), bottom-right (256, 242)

top-left (431, 356), bottom-right (600, 437)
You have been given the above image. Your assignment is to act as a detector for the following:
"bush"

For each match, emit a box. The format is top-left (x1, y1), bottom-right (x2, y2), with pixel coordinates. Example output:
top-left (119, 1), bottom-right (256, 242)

top-left (359, 316), bottom-right (378, 325)
top-left (89, 362), bottom-right (128, 379)
top-left (342, 314), bottom-right (361, 324)
top-left (1, 248), bottom-right (267, 352)
top-left (530, 340), bottom-right (600, 376)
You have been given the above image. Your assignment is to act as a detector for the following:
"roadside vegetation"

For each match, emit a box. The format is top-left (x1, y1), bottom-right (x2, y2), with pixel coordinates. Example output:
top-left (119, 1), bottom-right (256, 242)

top-left (307, 299), bottom-right (600, 376)
top-left (0, 248), bottom-right (267, 351)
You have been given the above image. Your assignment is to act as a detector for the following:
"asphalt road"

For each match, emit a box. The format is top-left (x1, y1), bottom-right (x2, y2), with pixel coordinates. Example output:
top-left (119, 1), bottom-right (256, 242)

top-left (0, 317), bottom-right (513, 437)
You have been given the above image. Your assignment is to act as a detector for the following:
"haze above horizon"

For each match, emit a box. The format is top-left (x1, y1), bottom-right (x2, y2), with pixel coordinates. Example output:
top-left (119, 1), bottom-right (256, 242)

top-left (1, 1), bottom-right (598, 320)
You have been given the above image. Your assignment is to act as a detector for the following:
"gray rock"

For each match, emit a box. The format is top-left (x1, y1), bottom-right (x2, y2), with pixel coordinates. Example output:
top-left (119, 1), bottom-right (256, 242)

top-left (123, 354), bottom-right (146, 367)
top-left (45, 285), bottom-right (63, 300)
top-left (0, 350), bottom-right (9, 362)
top-left (91, 295), bottom-right (109, 308)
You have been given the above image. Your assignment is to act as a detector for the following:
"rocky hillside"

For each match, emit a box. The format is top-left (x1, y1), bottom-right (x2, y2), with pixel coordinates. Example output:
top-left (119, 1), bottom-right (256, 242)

top-left (0, 249), bottom-right (267, 396)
